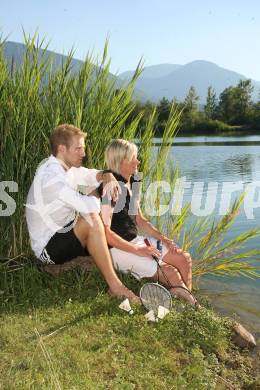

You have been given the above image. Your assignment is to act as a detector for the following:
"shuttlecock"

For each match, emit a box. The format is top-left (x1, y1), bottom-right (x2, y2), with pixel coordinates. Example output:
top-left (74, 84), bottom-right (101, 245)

top-left (119, 299), bottom-right (134, 315)
top-left (144, 310), bottom-right (158, 322)
top-left (157, 305), bottom-right (170, 319)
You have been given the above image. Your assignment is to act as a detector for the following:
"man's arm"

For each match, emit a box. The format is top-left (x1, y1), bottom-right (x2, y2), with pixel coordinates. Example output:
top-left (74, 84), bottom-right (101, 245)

top-left (97, 171), bottom-right (121, 201)
top-left (69, 167), bottom-right (121, 201)
top-left (59, 186), bottom-right (101, 215)
top-left (78, 168), bottom-right (114, 185)
top-left (42, 170), bottom-right (101, 215)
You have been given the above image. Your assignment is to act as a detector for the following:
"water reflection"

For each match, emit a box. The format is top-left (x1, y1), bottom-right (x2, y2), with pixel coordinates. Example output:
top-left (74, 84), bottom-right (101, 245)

top-left (221, 155), bottom-right (253, 180)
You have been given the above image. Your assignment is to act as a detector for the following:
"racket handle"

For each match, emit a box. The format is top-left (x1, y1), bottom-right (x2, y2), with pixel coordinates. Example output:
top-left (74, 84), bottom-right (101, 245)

top-left (144, 238), bottom-right (159, 262)
top-left (156, 239), bottom-right (162, 253)
top-left (144, 238), bottom-right (162, 252)
top-left (144, 238), bottom-right (150, 247)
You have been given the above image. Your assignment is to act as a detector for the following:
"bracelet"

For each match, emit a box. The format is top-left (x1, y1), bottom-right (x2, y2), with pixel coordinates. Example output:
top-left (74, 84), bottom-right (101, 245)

top-left (102, 169), bottom-right (112, 180)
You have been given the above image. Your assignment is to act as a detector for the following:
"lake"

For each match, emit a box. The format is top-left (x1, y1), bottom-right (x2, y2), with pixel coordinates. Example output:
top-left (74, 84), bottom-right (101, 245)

top-left (158, 135), bottom-right (260, 335)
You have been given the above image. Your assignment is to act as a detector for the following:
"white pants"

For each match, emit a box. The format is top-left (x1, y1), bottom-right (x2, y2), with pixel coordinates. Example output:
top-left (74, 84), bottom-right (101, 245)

top-left (110, 236), bottom-right (169, 280)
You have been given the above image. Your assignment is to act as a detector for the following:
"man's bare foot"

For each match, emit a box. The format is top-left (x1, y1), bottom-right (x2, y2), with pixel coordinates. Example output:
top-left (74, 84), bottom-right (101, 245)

top-left (108, 286), bottom-right (141, 304)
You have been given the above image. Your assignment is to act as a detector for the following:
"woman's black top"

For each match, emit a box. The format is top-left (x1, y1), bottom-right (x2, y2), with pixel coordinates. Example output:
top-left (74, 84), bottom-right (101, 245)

top-left (98, 172), bottom-right (141, 242)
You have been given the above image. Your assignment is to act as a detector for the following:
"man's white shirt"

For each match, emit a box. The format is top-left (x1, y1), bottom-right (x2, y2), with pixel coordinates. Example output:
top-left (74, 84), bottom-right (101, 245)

top-left (26, 155), bottom-right (101, 258)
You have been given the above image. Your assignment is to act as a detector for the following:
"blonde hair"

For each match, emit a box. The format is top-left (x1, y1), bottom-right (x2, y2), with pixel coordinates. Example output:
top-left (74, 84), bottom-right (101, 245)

top-left (50, 124), bottom-right (87, 156)
top-left (105, 139), bottom-right (137, 174)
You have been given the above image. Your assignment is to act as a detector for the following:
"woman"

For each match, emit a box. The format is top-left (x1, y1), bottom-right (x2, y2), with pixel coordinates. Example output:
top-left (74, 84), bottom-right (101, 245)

top-left (100, 139), bottom-right (196, 306)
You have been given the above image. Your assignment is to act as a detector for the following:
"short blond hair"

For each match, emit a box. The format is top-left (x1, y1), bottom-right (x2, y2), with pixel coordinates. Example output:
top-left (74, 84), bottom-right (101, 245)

top-left (105, 139), bottom-right (137, 174)
top-left (50, 124), bottom-right (87, 156)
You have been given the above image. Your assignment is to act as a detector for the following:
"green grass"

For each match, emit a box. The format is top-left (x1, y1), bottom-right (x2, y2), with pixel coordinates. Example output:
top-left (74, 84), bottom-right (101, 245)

top-left (1, 264), bottom-right (260, 389)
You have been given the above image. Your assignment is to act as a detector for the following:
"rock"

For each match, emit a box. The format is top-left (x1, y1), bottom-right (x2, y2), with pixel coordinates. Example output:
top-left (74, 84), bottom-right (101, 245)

top-left (232, 321), bottom-right (257, 348)
top-left (43, 256), bottom-right (94, 276)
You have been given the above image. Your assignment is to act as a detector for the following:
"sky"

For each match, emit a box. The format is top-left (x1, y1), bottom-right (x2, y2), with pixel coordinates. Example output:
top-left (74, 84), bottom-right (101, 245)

top-left (1, 0), bottom-right (260, 79)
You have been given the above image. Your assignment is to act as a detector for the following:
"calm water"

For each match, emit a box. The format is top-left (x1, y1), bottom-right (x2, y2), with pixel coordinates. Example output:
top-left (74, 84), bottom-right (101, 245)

top-left (161, 135), bottom-right (260, 334)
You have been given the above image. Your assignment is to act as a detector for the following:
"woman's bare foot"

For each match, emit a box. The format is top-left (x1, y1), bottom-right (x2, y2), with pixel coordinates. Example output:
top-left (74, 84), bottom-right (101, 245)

top-left (170, 286), bottom-right (197, 306)
top-left (108, 286), bottom-right (141, 304)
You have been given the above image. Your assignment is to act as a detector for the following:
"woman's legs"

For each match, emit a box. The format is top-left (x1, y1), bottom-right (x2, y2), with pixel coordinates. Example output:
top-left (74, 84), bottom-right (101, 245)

top-left (152, 263), bottom-right (196, 306)
top-left (162, 250), bottom-right (193, 291)
top-left (108, 236), bottom-right (195, 305)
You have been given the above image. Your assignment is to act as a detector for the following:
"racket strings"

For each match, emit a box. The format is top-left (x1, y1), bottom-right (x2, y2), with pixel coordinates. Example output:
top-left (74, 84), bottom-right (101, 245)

top-left (140, 283), bottom-right (172, 312)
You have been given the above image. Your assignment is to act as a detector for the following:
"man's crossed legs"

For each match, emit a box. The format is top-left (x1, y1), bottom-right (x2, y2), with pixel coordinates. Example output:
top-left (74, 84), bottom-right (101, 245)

top-left (72, 214), bottom-right (140, 303)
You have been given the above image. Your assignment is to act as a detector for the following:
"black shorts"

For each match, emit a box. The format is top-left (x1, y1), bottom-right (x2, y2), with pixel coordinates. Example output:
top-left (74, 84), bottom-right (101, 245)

top-left (39, 221), bottom-right (89, 265)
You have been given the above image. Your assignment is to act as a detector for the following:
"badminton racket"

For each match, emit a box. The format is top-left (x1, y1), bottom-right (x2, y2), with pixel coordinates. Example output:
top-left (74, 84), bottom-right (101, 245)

top-left (139, 238), bottom-right (198, 311)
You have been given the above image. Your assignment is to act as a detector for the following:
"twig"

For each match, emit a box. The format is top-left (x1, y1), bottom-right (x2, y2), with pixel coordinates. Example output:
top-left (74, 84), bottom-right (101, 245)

top-left (34, 328), bottom-right (62, 390)
top-left (41, 325), bottom-right (67, 340)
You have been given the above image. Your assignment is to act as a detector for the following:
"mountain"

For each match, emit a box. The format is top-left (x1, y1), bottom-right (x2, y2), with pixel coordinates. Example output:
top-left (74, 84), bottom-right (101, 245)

top-left (2, 41), bottom-right (149, 99)
top-left (3, 43), bottom-right (260, 104)
top-left (2, 41), bottom-right (149, 100)
top-left (119, 64), bottom-right (181, 80)
top-left (118, 61), bottom-right (260, 103)
top-left (3, 41), bottom-right (85, 74)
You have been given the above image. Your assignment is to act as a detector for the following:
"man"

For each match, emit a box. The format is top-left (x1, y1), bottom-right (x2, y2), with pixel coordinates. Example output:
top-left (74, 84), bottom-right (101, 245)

top-left (26, 124), bottom-right (139, 303)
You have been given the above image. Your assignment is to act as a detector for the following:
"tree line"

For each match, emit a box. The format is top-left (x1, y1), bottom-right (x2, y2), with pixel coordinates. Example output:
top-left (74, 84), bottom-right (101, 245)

top-left (129, 79), bottom-right (260, 136)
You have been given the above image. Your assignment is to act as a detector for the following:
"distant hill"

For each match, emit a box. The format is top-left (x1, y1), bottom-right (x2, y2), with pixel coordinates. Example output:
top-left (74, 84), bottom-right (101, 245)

top-left (119, 64), bottom-right (181, 80)
top-left (2, 41), bottom-right (150, 100)
top-left (2, 41), bottom-right (147, 98)
top-left (119, 61), bottom-right (260, 103)
top-left (3, 43), bottom-right (260, 104)
top-left (3, 41), bottom-right (85, 74)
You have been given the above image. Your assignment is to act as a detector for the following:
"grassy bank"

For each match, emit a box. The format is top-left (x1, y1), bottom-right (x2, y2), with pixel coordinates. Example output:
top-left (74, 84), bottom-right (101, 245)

top-left (1, 263), bottom-right (260, 390)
